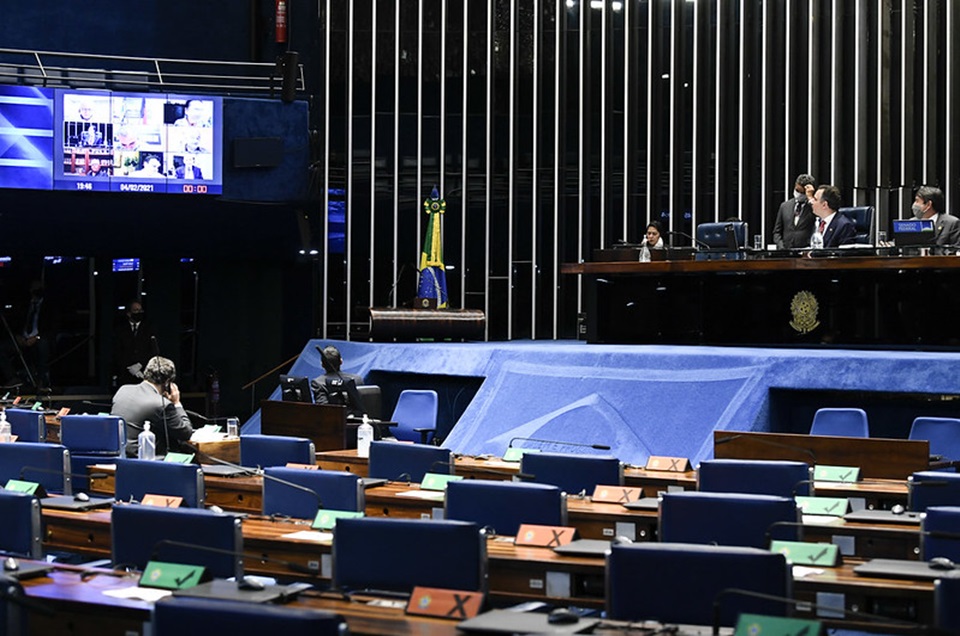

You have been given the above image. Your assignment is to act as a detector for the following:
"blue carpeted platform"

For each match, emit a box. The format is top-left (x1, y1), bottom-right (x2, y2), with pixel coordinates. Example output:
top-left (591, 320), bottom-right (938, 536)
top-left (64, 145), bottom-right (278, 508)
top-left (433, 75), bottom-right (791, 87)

top-left (244, 340), bottom-right (960, 466)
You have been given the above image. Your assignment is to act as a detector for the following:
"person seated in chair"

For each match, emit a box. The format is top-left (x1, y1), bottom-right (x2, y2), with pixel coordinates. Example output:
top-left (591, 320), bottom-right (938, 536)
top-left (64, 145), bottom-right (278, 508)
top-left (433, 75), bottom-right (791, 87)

top-left (111, 356), bottom-right (194, 457)
top-left (809, 185), bottom-right (857, 248)
top-left (311, 345), bottom-right (366, 417)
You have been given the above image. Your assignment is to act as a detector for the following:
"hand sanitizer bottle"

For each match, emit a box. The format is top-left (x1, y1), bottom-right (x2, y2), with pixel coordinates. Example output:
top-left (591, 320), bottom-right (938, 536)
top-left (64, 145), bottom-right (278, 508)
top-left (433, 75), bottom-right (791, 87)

top-left (138, 422), bottom-right (156, 460)
top-left (357, 415), bottom-right (374, 458)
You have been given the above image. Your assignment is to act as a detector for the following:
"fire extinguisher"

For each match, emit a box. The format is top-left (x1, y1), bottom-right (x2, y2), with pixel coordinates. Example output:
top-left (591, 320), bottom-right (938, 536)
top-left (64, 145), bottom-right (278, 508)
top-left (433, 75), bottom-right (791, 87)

top-left (275, 0), bottom-right (288, 44)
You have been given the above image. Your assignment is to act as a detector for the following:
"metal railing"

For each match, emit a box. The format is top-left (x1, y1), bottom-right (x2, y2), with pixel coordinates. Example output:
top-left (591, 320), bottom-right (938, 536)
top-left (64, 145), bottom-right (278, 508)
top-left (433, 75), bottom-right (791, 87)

top-left (0, 48), bottom-right (303, 96)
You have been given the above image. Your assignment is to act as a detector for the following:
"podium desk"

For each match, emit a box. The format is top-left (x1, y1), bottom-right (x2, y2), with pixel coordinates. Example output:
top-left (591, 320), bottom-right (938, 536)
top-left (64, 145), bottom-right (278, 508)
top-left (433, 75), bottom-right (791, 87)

top-left (260, 400), bottom-right (352, 451)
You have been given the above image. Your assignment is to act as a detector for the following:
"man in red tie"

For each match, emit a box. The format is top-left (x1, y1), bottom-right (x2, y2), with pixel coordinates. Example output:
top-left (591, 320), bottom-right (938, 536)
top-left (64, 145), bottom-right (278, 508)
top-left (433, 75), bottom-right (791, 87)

top-left (809, 185), bottom-right (857, 248)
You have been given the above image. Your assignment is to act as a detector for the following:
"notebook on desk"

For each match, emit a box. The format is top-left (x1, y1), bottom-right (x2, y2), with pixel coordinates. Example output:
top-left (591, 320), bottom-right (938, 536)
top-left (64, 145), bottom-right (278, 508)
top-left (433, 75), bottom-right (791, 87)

top-left (621, 497), bottom-right (660, 511)
top-left (458, 609), bottom-right (599, 634)
top-left (200, 464), bottom-right (254, 477)
top-left (360, 477), bottom-right (388, 488)
top-left (552, 539), bottom-right (613, 558)
top-left (854, 559), bottom-right (960, 581)
top-left (41, 495), bottom-right (115, 511)
top-left (843, 509), bottom-right (923, 525)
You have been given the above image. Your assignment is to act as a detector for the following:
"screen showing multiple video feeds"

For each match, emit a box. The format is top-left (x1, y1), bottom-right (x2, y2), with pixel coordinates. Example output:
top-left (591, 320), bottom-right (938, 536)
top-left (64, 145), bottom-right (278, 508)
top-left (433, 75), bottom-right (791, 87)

top-left (55, 91), bottom-right (222, 194)
top-left (0, 85), bottom-right (222, 195)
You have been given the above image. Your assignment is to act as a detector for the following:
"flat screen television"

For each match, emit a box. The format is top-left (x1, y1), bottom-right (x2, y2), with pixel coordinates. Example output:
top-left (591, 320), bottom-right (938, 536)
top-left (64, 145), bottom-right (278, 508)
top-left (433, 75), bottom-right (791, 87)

top-left (52, 90), bottom-right (222, 195)
top-left (279, 374), bottom-right (313, 403)
top-left (0, 85), bottom-right (54, 190)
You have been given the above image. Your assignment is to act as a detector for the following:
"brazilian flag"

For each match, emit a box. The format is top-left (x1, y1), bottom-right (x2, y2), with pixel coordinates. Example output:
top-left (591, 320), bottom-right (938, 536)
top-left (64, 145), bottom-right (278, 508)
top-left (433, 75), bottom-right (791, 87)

top-left (417, 186), bottom-right (448, 308)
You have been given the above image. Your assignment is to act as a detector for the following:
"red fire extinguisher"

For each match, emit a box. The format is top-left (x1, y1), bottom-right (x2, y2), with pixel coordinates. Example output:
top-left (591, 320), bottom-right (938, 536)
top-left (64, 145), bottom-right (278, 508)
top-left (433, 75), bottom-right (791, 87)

top-left (275, 0), bottom-right (288, 44)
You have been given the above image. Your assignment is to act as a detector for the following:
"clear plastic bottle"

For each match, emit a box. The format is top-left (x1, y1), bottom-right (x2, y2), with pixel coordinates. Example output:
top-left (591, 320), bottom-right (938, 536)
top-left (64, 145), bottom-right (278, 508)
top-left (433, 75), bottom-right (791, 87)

top-left (0, 409), bottom-right (10, 443)
top-left (138, 422), bottom-right (156, 460)
top-left (357, 415), bottom-right (374, 458)
top-left (226, 417), bottom-right (239, 438)
top-left (810, 229), bottom-right (824, 250)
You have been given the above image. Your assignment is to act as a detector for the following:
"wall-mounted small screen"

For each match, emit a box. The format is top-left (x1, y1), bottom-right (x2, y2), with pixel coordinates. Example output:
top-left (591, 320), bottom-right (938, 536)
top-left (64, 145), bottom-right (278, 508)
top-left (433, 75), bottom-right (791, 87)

top-left (52, 90), bottom-right (222, 195)
top-left (112, 258), bottom-right (141, 272)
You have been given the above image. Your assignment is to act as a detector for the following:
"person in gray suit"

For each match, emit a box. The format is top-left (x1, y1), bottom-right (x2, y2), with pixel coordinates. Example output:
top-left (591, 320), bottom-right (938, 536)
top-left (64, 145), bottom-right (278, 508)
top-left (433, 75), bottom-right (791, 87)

top-left (111, 356), bottom-right (194, 457)
top-left (913, 185), bottom-right (960, 247)
top-left (773, 174), bottom-right (817, 249)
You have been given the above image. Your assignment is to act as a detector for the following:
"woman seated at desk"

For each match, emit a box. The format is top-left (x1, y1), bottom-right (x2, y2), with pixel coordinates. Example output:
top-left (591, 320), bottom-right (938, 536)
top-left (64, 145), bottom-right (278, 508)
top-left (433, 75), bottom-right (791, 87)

top-left (640, 221), bottom-right (664, 262)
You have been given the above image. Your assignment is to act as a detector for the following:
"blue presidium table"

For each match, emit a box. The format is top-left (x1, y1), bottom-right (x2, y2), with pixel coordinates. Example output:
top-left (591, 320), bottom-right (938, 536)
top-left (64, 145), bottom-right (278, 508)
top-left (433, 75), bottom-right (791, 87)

top-left (562, 251), bottom-right (960, 347)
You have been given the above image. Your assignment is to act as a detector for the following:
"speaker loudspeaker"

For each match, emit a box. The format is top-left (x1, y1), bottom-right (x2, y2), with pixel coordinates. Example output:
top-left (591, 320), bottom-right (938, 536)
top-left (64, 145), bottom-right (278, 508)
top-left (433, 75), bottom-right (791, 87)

top-left (280, 51), bottom-right (299, 103)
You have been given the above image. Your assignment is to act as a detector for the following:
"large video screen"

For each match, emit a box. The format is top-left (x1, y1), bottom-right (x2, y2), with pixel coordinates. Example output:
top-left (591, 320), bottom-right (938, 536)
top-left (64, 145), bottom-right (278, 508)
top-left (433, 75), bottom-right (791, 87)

top-left (0, 86), bottom-right (54, 190)
top-left (52, 90), bottom-right (222, 195)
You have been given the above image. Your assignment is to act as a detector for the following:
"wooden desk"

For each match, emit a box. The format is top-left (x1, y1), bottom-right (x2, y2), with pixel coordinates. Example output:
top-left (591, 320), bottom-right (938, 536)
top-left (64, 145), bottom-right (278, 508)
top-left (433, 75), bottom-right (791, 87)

top-left (713, 430), bottom-right (930, 480)
top-left (192, 438), bottom-right (240, 464)
top-left (261, 400), bottom-right (352, 451)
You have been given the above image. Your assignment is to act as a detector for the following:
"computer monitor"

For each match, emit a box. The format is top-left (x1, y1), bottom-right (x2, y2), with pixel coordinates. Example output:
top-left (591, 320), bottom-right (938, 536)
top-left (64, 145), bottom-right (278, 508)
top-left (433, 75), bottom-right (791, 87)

top-left (279, 375), bottom-right (313, 403)
top-left (892, 219), bottom-right (936, 246)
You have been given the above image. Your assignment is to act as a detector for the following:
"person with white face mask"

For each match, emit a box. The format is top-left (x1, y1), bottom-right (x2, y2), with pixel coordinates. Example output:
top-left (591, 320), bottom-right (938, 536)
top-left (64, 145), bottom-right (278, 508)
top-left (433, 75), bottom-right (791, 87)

top-left (773, 173), bottom-right (817, 249)
top-left (911, 185), bottom-right (960, 247)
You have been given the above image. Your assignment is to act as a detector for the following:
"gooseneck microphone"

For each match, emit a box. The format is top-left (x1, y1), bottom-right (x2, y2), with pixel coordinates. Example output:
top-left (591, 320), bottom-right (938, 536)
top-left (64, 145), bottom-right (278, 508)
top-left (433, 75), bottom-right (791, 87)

top-left (183, 442), bottom-right (324, 517)
top-left (663, 230), bottom-right (711, 249)
top-left (507, 437), bottom-right (612, 451)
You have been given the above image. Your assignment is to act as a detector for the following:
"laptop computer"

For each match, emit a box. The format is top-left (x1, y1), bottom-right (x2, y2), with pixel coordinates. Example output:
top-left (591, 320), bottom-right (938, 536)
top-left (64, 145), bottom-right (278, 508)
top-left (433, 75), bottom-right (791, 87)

top-left (458, 609), bottom-right (599, 634)
top-left (843, 509), bottom-right (923, 525)
top-left (892, 219), bottom-right (936, 246)
top-left (552, 539), bottom-right (613, 558)
top-left (855, 558), bottom-right (960, 581)
top-left (41, 495), bottom-right (115, 511)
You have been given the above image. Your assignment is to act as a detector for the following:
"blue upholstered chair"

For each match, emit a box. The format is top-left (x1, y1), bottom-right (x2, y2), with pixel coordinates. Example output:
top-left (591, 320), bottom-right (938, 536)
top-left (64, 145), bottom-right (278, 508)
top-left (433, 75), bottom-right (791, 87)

top-left (239, 434), bottom-right (315, 469)
top-left (606, 542), bottom-right (790, 626)
top-left (445, 480), bottom-right (566, 536)
top-left (0, 490), bottom-right (42, 558)
top-left (4, 409), bottom-right (45, 442)
top-left (698, 459), bottom-right (813, 497)
top-left (659, 492), bottom-right (800, 548)
top-left (936, 577), bottom-right (960, 632)
top-left (114, 459), bottom-right (205, 508)
top-left (262, 467), bottom-right (363, 519)
top-left (839, 205), bottom-right (875, 244)
top-left (153, 597), bottom-right (346, 636)
top-left (695, 222), bottom-right (748, 261)
top-left (367, 440), bottom-right (450, 483)
top-left (0, 442), bottom-right (71, 495)
top-left (521, 452), bottom-right (623, 495)
top-left (60, 414), bottom-right (126, 491)
top-left (910, 417), bottom-right (960, 464)
top-left (388, 389), bottom-right (438, 444)
top-left (922, 506), bottom-right (960, 562)
top-left (333, 517), bottom-right (486, 594)
top-left (908, 471), bottom-right (960, 512)
top-left (111, 505), bottom-right (242, 579)
top-left (810, 408), bottom-right (870, 438)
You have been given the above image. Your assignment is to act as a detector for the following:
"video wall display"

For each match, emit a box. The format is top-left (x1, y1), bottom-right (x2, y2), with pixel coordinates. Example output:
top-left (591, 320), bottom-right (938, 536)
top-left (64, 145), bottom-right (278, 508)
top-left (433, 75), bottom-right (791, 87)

top-left (0, 86), bottom-right (222, 195)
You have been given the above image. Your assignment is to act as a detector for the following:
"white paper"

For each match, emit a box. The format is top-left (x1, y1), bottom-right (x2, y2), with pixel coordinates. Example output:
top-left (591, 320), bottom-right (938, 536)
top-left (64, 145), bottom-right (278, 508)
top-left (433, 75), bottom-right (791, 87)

top-left (102, 586), bottom-right (173, 602)
top-left (281, 530), bottom-right (334, 543)
top-left (394, 490), bottom-right (445, 501)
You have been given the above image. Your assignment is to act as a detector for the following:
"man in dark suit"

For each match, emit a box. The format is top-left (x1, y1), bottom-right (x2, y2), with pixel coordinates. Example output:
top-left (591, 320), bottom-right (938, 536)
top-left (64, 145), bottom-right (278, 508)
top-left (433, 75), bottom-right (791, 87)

top-left (311, 345), bottom-right (365, 417)
top-left (113, 300), bottom-right (157, 386)
top-left (912, 185), bottom-right (960, 247)
top-left (773, 174), bottom-right (817, 249)
top-left (810, 185), bottom-right (857, 248)
top-left (111, 356), bottom-right (194, 457)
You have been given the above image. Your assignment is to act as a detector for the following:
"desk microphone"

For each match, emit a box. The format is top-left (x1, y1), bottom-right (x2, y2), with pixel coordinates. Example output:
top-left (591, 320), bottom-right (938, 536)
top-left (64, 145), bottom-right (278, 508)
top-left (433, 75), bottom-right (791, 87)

top-left (150, 538), bottom-right (320, 591)
top-left (428, 460), bottom-right (536, 482)
top-left (663, 230), bottom-right (710, 249)
top-left (714, 433), bottom-right (817, 465)
top-left (183, 442), bottom-right (324, 517)
top-left (507, 437), bottom-right (612, 452)
top-left (82, 399), bottom-right (113, 410)
top-left (762, 520), bottom-right (806, 546)
top-left (790, 479), bottom-right (817, 497)
top-left (184, 409), bottom-right (232, 424)
top-left (711, 586), bottom-right (930, 636)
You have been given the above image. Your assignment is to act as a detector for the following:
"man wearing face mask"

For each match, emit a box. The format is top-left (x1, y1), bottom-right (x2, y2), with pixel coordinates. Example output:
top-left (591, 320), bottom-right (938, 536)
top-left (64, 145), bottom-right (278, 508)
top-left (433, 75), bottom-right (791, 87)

top-left (773, 174), bottom-right (817, 249)
top-left (113, 300), bottom-right (157, 386)
top-left (911, 186), bottom-right (960, 247)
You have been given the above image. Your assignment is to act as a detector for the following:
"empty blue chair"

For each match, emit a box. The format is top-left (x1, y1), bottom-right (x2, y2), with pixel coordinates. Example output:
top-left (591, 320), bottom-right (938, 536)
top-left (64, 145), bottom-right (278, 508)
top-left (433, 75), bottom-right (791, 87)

top-left (0, 442), bottom-right (71, 495)
top-left (153, 597), bottom-right (346, 636)
top-left (60, 414), bottom-right (126, 491)
top-left (4, 409), bottom-right (45, 442)
top-left (659, 492), bottom-right (800, 548)
top-left (908, 471), bottom-right (960, 512)
top-left (388, 389), bottom-right (438, 444)
top-left (839, 205), bottom-right (875, 244)
top-left (445, 480), bottom-right (566, 536)
top-left (695, 222), bottom-right (748, 261)
top-left (810, 408), bottom-right (869, 437)
top-left (111, 505), bottom-right (242, 579)
top-left (240, 434), bottom-right (315, 469)
top-left (333, 517), bottom-right (486, 594)
top-left (922, 507), bottom-right (960, 563)
top-left (607, 542), bottom-right (790, 626)
top-left (936, 577), bottom-right (960, 632)
top-left (262, 467), bottom-right (363, 519)
top-left (367, 440), bottom-right (450, 483)
top-left (114, 459), bottom-right (205, 508)
top-left (910, 417), bottom-right (960, 463)
top-left (0, 490), bottom-right (42, 558)
top-left (521, 452), bottom-right (622, 495)
top-left (698, 459), bottom-right (813, 497)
